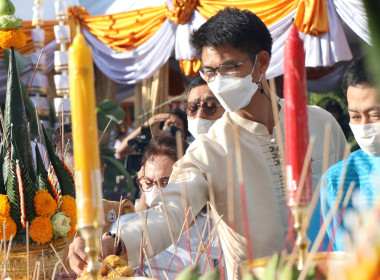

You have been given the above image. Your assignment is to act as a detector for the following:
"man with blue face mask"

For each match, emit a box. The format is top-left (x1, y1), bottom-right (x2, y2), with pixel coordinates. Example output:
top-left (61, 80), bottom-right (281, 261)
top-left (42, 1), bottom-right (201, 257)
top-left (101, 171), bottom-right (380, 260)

top-left (321, 56), bottom-right (380, 251)
top-left (68, 8), bottom-right (346, 279)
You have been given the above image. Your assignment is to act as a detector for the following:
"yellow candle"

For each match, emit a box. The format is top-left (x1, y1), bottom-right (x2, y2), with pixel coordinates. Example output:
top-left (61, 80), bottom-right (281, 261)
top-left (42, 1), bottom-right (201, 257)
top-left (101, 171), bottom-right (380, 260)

top-left (69, 32), bottom-right (104, 228)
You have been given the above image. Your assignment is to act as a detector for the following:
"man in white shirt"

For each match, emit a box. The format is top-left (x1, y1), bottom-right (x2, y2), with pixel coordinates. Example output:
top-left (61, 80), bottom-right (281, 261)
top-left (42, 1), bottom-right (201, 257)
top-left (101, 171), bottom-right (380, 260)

top-left (69, 8), bottom-right (346, 279)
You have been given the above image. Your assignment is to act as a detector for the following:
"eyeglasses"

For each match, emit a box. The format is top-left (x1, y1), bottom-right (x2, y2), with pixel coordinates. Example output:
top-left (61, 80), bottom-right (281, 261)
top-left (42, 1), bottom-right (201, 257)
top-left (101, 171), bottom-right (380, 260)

top-left (137, 176), bottom-right (170, 192)
top-left (185, 99), bottom-right (222, 117)
top-left (199, 57), bottom-right (251, 82)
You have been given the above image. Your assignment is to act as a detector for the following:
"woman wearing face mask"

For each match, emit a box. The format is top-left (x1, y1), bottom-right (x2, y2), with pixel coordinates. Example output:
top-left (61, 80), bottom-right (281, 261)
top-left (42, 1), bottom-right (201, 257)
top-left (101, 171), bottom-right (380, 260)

top-left (135, 136), bottom-right (189, 211)
top-left (186, 77), bottom-right (225, 138)
top-left (321, 56), bottom-right (380, 251)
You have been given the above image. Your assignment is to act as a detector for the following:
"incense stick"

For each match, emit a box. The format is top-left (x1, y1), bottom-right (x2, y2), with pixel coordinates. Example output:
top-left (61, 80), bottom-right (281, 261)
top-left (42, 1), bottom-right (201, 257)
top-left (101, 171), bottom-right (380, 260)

top-left (189, 208), bottom-right (212, 268)
top-left (157, 181), bottom-right (176, 252)
top-left (298, 179), bottom-right (353, 280)
top-left (166, 208), bottom-right (191, 274)
top-left (49, 243), bottom-right (72, 280)
top-left (232, 122), bottom-right (252, 261)
top-left (206, 172), bottom-right (216, 212)
top-left (51, 261), bottom-right (61, 280)
top-left (294, 136), bottom-right (315, 205)
top-left (42, 250), bottom-right (46, 280)
top-left (34, 105), bottom-right (45, 166)
top-left (162, 269), bottom-right (170, 280)
top-left (143, 247), bottom-right (154, 277)
top-left (98, 257), bottom-right (122, 277)
top-left (98, 119), bottom-right (113, 145)
top-left (269, 90), bottom-right (287, 195)
top-left (114, 195), bottom-right (123, 249)
top-left (2, 235), bottom-right (13, 279)
top-left (25, 49), bottom-right (43, 104)
top-left (227, 152), bottom-right (235, 230)
top-left (322, 123), bottom-right (331, 174)
top-left (32, 261), bottom-right (40, 280)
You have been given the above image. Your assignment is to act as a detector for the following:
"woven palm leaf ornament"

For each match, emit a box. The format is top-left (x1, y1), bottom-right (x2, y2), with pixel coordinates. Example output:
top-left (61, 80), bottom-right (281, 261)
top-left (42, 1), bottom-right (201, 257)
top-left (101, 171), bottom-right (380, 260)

top-left (0, 0), bottom-right (76, 245)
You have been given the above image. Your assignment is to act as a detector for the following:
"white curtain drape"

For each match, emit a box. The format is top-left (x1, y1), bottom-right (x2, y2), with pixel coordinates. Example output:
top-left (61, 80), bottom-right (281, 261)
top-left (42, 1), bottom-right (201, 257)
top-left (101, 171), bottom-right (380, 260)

top-left (3, 0), bottom-right (371, 94)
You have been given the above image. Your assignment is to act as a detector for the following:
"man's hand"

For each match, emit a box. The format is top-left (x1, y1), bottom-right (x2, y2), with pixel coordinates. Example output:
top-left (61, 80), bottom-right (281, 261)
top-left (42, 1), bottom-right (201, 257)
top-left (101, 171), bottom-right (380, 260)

top-left (68, 237), bottom-right (87, 276)
top-left (68, 235), bottom-right (128, 276)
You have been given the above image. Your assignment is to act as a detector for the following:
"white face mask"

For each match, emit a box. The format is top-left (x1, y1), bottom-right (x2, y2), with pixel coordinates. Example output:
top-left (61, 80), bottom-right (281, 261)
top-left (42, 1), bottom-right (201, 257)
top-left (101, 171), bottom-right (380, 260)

top-left (350, 123), bottom-right (380, 156)
top-left (187, 117), bottom-right (216, 137)
top-left (145, 185), bottom-right (161, 207)
top-left (205, 56), bottom-right (261, 112)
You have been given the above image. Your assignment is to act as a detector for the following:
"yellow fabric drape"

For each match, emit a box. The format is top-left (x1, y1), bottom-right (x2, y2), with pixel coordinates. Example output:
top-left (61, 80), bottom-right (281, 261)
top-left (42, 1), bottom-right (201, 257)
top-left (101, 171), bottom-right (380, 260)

top-left (179, 58), bottom-right (202, 77)
top-left (0, 21), bottom-right (56, 58)
top-left (294, 0), bottom-right (328, 36)
top-left (68, 5), bottom-right (167, 51)
top-left (165, 0), bottom-right (198, 25)
top-left (197, 0), bottom-right (299, 26)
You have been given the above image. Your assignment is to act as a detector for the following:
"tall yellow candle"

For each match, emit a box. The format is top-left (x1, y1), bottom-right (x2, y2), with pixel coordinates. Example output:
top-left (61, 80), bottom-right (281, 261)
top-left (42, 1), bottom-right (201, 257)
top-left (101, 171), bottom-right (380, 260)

top-left (69, 32), bottom-right (104, 228)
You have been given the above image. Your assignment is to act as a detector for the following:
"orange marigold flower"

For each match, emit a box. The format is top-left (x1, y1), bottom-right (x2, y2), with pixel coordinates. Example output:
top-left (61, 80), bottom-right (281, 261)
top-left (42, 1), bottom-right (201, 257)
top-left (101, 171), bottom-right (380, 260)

top-left (0, 194), bottom-right (11, 217)
top-left (60, 195), bottom-right (76, 221)
top-left (34, 190), bottom-right (57, 217)
top-left (0, 216), bottom-right (17, 241)
top-left (67, 219), bottom-right (76, 237)
top-left (30, 216), bottom-right (53, 244)
top-left (0, 29), bottom-right (27, 49)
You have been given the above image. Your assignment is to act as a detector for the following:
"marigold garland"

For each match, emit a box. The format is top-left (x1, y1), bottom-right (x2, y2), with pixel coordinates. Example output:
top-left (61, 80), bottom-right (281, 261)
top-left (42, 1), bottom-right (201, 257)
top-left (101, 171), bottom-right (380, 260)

top-left (0, 29), bottom-right (27, 49)
top-left (0, 194), bottom-right (11, 217)
top-left (0, 216), bottom-right (17, 241)
top-left (60, 195), bottom-right (76, 221)
top-left (29, 216), bottom-right (53, 244)
top-left (34, 190), bottom-right (57, 217)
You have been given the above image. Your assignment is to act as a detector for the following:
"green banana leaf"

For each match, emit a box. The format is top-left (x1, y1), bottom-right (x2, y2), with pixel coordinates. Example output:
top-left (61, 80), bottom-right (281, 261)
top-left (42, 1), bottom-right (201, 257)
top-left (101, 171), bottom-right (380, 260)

top-left (3, 47), bottom-right (36, 184)
top-left (41, 124), bottom-right (75, 198)
top-left (96, 99), bottom-right (126, 131)
top-left (34, 142), bottom-right (52, 195)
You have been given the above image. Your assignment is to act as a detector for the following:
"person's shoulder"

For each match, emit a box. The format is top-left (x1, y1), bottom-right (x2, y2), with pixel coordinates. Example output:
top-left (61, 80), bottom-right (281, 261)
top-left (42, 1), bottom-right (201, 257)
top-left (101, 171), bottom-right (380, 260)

top-left (306, 104), bottom-right (336, 121)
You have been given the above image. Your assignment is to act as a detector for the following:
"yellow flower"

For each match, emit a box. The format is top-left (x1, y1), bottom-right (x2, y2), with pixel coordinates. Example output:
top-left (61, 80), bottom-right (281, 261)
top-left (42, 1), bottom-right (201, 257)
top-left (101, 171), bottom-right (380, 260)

top-left (0, 194), bottom-right (11, 217)
top-left (34, 190), bottom-right (57, 217)
top-left (30, 216), bottom-right (53, 244)
top-left (60, 195), bottom-right (76, 221)
top-left (0, 216), bottom-right (17, 241)
top-left (0, 29), bottom-right (27, 49)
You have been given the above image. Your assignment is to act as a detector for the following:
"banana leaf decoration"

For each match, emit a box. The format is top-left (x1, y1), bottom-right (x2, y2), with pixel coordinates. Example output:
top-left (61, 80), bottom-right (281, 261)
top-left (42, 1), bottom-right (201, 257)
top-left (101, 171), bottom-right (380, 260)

top-left (3, 47), bottom-right (36, 184)
top-left (35, 142), bottom-right (52, 194)
top-left (6, 142), bottom-right (36, 231)
top-left (0, 142), bottom-right (5, 195)
top-left (41, 124), bottom-right (75, 198)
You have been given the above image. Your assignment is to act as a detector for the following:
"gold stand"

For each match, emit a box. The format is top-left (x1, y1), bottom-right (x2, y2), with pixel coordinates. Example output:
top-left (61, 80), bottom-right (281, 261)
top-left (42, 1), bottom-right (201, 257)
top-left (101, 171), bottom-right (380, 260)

top-left (80, 225), bottom-right (104, 279)
top-left (291, 203), bottom-right (310, 270)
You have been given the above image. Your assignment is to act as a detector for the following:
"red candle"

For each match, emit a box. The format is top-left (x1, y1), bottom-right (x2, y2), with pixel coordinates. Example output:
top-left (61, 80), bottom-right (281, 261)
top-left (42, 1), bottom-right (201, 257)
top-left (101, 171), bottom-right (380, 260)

top-left (283, 24), bottom-right (312, 205)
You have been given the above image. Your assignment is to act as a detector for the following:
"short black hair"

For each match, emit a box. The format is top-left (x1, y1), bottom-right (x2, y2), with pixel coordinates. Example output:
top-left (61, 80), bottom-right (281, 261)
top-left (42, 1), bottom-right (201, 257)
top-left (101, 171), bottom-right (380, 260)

top-left (186, 77), bottom-right (207, 98)
top-left (190, 7), bottom-right (272, 61)
top-left (141, 136), bottom-right (189, 167)
top-left (160, 108), bottom-right (190, 137)
top-left (342, 56), bottom-right (372, 95)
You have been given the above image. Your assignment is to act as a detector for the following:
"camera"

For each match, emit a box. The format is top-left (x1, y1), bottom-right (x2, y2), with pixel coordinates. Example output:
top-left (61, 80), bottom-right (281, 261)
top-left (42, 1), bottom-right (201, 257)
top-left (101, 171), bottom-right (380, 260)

top-left (125, 126), bottom-right (152, 173)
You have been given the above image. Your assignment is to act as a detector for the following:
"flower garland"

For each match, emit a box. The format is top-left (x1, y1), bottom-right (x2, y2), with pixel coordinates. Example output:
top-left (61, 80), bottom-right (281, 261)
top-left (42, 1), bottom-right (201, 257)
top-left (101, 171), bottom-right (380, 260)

top-left (29, 216), bottom-right (53, 244)
top-left (0, 194), bottom-right (10, 216)
top-left (0, 195), bottom-right (17, 241)
top-left (34, 190), bottom-right (57, 217)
